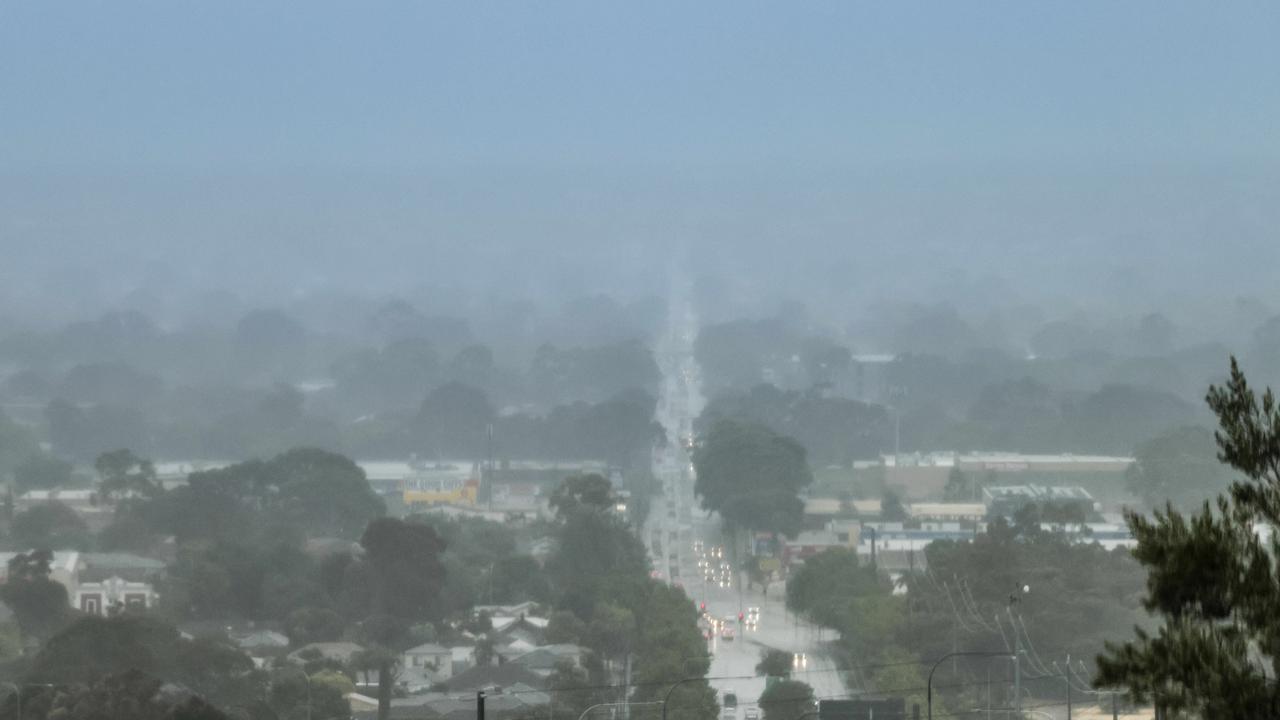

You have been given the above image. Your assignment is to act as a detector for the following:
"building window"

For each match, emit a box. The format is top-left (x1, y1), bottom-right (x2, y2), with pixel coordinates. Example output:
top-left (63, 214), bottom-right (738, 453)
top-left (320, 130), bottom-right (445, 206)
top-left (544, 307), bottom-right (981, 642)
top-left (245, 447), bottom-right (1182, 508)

top-left (81, 594), bottom-right (102, 615)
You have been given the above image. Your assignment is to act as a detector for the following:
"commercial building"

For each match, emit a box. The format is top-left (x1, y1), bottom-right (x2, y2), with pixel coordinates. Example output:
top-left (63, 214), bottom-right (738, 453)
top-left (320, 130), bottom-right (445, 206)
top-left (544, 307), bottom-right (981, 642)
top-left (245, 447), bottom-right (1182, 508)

top-left (983, 484), bottom-right (1098, 518)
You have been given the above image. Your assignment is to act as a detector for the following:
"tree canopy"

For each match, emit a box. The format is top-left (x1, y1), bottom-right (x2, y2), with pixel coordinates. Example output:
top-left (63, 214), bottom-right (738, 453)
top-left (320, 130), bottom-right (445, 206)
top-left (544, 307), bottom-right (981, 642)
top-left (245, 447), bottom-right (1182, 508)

top-left (693, 419), bottom-right (812, 535)
top-left (1096, 358), bottom-right (1280, 717)
top-left (360, 517), bottom-right (448, 620)
top-left (757, 679), bottom-right (814, 720)
top-left (1125, 425), bottom-right (1237, 511)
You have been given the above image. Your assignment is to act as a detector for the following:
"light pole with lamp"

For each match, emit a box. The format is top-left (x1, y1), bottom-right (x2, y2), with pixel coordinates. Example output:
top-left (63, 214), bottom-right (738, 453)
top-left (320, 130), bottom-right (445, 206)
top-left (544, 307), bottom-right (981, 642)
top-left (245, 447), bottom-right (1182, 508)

top-left (1, 682), bottom-right (56, 720)
top-left (579, 700), bottom-right (663, 720)
top-left (662, 677), bottom-right (703, 720)
top-left (927, 652), bottom-right (1014, 720)
top-left (1006, 584), bottom-right (1030, 718)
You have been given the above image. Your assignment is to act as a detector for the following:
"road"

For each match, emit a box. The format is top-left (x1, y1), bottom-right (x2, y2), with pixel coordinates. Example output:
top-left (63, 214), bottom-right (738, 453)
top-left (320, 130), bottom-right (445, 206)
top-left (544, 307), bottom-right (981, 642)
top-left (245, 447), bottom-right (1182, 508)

top-left (645, 281), bottom-right (848, 717)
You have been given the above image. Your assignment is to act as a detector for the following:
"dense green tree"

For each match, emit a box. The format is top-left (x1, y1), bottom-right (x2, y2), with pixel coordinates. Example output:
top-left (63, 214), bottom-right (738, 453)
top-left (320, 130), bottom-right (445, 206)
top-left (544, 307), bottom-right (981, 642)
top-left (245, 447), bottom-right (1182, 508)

top-left (97, 510), bottom-right (158, 553)
top-left (173, 448), bottom-right (385, 541)
top-left (865, 647), bottom-right (927, 713)
top-left (268, 667), bottom-right (348, 720)
top-left (548, 473), bottom-right (617, 519)
top-left (0, 669), bottom-right (232, 720)
top-left (9, 501), bottom-right (92, 550)
top-left (968, 377), bottom-right (1061, 451)
top-left (332, 337), bottom-right (440, 411)
top-left (693, 420), bottom-right (812, 536)
top-left (880, 491), bottom-right (908, 522)
top-left (95, 448), bottom-right (161, 501)
top-left (786, 548), bottom-right (887, 631)
top-left (757, 679), bottom-right (814, 720)
top-left (699, 384), bottom-right (890, 466)
top-left (1096, 359), bottom-right (1280, 717)
top-left (1126, 425), bottom-right (1237, 510)
top-left (360, 517), bottom-right (448, 620)
top-left (942, 466), bottom-right (973, 502)
top-left (694, 317), bottom-right (801, 394)
top-left (283, 606), bottom-right (346, 645)
top-left (756, 649), bottom-right (793, 678)
top-left (26, 615), bottom-right (260, 710)
top-left (585, 601), bottom-right (635, 669)
top-left (495, 391), bottom-right (663, 469)
top-left (490, 555), bottom-right (553, 604)
top-left (417, 381), bottom-right (495, 458)
top-left (546, 660), bottom-right (608, 720)
top-left (0, 550), bottom-right (73, 638)
top-left (628, 583), bottom-right (717, 720)
top-left (545, 511), bottom-right (649, 617)
top-left (529, 340), bottom-right (660, 404)
top-left (1064, 383), bottom-right (1194, 455)
top-left (910, 520), bottom-right (1144, 669)
top-left (545, 610), bottom-right (587, 645)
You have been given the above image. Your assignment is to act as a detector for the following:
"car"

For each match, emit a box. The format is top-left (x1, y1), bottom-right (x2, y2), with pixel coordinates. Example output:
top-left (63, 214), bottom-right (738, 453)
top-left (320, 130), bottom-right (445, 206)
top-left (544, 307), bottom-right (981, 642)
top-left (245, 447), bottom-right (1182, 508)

top-left (793, 652), bottom-right (808, 669)
top-left (720, 627), bottom-right (735, 641)
top-left (744, 710), bottom-right (759, 720)
top-left (747, 606), bottom-right (760, 619)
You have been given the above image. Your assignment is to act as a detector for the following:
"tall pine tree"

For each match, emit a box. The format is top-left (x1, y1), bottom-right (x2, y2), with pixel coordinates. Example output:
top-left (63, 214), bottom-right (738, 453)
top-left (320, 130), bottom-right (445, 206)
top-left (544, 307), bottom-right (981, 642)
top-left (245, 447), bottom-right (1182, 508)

top-left (1097, 358), bottom-right (1280, 717)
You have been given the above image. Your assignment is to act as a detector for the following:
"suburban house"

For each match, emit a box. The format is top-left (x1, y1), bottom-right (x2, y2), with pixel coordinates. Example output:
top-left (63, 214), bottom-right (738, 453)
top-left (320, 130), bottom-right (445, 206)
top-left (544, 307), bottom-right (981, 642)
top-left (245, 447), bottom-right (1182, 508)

top-left (489, 614), bottom-right (548, 646)
top-left (509, 644), bottom-right (585, 677)
top-left (444, 662), bottom-right (547, 693)
top-left (494, 639), bottom-right (537, 665)
top-left (357, 683), bottom-right (550, 720)
top-left (451, 646), bottom-right (476, 675)
top-left (404, 643), bottom-right (453, 674)
top-left (0, 551), bottom-right (163, 616)
top-left (288, 641), bottom-right (366, 665)
top-left (235, 630), bottom-right (291, 653)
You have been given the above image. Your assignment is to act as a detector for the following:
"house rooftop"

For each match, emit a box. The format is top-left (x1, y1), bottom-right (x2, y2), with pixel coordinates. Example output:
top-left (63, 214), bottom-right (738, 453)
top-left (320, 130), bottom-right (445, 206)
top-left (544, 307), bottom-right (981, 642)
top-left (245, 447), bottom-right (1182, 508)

top-left (405, 643), bottom-right (451, 655)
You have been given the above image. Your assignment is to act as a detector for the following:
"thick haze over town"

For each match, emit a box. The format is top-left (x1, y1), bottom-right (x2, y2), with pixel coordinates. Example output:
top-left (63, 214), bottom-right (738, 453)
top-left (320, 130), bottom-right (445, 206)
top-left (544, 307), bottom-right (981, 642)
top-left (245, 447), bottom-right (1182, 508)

top-left (0, 4), bottom-right (1278, 720)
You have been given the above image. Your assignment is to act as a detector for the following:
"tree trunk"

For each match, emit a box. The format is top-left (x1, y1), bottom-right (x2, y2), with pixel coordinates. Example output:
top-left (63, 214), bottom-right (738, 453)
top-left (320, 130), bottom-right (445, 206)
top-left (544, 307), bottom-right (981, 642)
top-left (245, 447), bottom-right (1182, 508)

top-left (378, 659), bottom-right (393, 720)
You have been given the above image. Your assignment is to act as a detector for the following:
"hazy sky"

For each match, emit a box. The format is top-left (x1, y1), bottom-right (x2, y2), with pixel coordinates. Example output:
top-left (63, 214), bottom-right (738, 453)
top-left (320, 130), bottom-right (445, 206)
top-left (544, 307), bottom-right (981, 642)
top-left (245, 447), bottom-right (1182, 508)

top-left (1, 2), bottom-right (1278, 319)
top-left (4, 2), bottom-right (1277, 171)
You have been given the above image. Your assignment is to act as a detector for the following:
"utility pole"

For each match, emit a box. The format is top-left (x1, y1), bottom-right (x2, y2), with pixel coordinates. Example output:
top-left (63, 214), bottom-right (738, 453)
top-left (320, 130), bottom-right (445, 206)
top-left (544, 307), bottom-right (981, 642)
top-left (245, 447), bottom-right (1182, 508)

top-left (1065, 654), bottom-right (1072, 720)
top-left (1013, 624), bottom-right (1021, 719)
top-left (486, 422), bottom-right (494, 511)
top-left (986, 663), bottom-right (992, 720)
top-left (477, 691), bottom-right (486, 720)
top-left (1006, 587), bottom-right (1029, 720)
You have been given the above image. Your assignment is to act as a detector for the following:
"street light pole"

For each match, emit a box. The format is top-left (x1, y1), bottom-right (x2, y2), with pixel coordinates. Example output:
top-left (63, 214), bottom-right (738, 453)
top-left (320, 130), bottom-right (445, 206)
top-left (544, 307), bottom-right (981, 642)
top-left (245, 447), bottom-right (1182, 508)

top-left (927, 652), bottom-right (1013, 720)
top-left (1006, 585), bottom-right (1029, 719)
top-left (579, 701), bottom-right (663, 720)
top-left (662, 677), bottom-right (707, 720)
